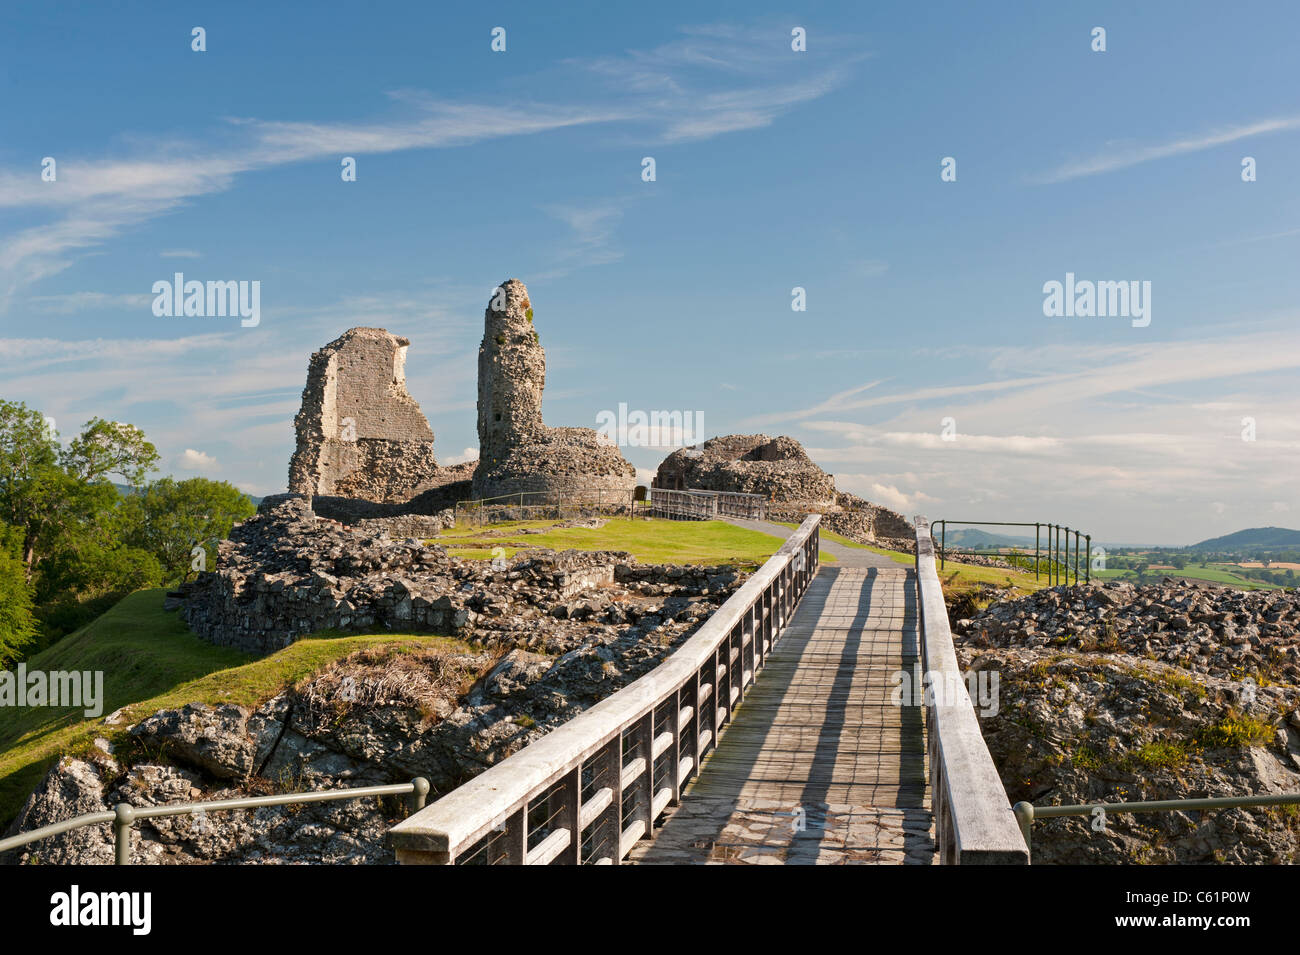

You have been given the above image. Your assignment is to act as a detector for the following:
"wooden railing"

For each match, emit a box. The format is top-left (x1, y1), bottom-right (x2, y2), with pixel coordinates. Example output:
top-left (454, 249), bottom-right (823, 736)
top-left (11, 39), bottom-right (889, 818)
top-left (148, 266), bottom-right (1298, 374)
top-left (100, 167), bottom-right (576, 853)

top-left (913, 516), bottom-right (1029, 864)
top-left (388, 515), bottom-right (820, 864)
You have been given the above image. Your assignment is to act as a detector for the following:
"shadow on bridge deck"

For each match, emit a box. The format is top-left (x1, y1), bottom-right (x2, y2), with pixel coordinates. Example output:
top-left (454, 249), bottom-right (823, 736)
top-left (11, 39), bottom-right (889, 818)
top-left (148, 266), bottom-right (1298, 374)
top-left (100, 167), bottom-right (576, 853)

top-left (629, 565), bottom-right (935, 865)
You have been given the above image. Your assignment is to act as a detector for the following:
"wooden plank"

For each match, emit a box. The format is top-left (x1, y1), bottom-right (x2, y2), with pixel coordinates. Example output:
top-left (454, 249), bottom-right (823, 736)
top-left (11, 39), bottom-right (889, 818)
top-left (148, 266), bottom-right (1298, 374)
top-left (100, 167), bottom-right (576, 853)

top-left (629, 566), bottom-right (936, 865)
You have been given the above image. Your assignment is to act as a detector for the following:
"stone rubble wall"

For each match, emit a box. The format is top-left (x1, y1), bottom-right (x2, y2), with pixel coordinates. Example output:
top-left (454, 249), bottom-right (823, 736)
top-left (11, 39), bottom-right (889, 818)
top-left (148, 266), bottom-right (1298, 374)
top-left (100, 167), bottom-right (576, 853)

top-left (175, 494), bottom-right (741, 656)
top-left (654, 433), bottom-right (837, 506)
top-left (767, 491), bottom-right (916, 552)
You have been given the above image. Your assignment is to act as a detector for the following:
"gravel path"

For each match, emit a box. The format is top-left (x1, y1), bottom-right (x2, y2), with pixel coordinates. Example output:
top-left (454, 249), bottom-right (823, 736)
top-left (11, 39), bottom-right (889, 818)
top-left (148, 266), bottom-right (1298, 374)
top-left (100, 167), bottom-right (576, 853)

top-left (725, 517), bottom-right (900, 569)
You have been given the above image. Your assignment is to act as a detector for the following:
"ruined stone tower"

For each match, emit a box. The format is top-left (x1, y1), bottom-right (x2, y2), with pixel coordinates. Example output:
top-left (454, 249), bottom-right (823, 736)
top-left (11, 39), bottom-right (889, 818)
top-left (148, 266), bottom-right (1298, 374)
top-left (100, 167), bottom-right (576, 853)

top-left (473, 279), bottom-right (637, 500)
top-left (288, 327), bottom-right (441, 502)
top-left (477, 278), bottom-right (546, 465)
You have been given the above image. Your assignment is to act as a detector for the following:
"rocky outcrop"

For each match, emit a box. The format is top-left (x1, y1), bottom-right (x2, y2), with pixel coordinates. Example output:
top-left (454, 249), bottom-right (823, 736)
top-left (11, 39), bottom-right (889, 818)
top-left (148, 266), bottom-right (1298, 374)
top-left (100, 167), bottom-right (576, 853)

top-left (8, 559), bottom-right (748, 864)
top-left (955, 580), bottom-right (1300, 863)
top-left (131, 704), bottom-right (257, 780)
top-left (654, 434), bottom-right (837, 505)
top-left (472, 279), bottom-right (636, 500)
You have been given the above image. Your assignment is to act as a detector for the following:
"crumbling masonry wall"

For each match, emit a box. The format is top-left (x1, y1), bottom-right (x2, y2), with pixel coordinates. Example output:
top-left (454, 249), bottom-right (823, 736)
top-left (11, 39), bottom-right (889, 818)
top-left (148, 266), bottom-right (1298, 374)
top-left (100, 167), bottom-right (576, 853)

top-left (653, 434), bottom-right (838, 505)
top-left (288, 327), bottom-right (441, 503)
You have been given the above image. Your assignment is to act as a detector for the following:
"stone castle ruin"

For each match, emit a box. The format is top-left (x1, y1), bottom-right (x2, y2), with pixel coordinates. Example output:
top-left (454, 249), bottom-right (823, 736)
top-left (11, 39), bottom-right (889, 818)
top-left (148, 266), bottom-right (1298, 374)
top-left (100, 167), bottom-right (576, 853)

top-left (286, 280), bottom-right (635, 518)
top-left (172, 277), bottom-right (910, 656)
top-left (473, 279), bottom-right (636, 500)
top-left (288, 327), bottom-right (444, 502)
top-left (654, 433), bottom-right (915, 551)
top-left (654, 434), bottom-right (838, 505)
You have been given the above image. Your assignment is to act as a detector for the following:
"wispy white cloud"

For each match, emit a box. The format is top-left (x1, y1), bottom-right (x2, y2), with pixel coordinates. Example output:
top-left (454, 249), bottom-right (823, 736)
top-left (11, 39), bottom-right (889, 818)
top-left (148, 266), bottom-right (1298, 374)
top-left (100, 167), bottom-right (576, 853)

top-left (0, 24), bottom-right (861, 307)
top-left (1034, 116), bottom-right (1300, 183)
top-left (833, 476), bottom-right (935, 514)
top-left (782, 325), bottom-right (1300, 542)
top-left (25, 291), bottom-right (153, 314)
top-left (575, 22), bottom-right (863, 144)
top-left (535, 200), bottom-right (630, 278)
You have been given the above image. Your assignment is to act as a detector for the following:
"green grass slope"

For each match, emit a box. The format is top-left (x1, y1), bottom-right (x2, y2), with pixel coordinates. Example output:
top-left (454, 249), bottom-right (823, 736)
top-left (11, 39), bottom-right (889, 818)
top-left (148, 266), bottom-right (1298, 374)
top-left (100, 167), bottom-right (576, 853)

top-left (0, 588), bottom-right (463, 828)
top-left (441, 517), bottom-right (837, 567)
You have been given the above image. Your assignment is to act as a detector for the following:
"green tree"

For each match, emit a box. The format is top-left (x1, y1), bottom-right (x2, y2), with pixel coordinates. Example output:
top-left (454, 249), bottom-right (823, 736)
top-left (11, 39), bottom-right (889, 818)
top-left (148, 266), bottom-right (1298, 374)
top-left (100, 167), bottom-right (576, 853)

top-left (62, 417), bottom-right (158, 486)
top-left (0, 399), bottom-right (61, 577)
top-left (119, 477), bottom-right (255, 583)
top-left (0, 400), bottom-right (168, 650)
top-left (33, 538), bottom-right (163, 642)
top-left (0, 523), bottom-right (36, 666)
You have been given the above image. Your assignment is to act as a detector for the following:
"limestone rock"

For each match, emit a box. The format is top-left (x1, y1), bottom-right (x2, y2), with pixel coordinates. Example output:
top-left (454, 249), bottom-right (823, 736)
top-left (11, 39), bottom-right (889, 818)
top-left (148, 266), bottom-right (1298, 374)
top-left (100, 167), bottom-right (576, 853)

top-left (130, 702), bottom-right (257, 780)
top-left (955, 580), bottom-right (1300, 864)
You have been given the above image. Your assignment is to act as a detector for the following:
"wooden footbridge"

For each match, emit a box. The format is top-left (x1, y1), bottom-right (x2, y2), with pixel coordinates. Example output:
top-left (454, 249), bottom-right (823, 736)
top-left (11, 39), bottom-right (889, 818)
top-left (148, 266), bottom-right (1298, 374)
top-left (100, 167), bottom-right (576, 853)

top-left (389, 517), bottom-right (1029, 865)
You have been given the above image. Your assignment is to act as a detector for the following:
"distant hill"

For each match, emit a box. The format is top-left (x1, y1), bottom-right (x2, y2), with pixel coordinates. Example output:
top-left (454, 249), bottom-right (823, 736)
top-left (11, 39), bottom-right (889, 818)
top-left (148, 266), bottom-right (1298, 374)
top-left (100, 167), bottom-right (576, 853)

top-left (1190, 526), bottom-right (1300, 551)
top-left (941, 528), bottom-right (1037, 548)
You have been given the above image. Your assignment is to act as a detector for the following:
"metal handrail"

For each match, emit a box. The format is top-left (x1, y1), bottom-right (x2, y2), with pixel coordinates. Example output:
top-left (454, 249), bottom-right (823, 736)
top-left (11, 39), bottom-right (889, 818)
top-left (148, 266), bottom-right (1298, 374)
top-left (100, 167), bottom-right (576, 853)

top-left (930, 519), bottom-right (1092, 585)
top-left (1012, 793), bottom-right (1300, 863)
top-left (0, 778), bottom-right (430, 865)
top-left (388, 515), bottom-right (820, 864)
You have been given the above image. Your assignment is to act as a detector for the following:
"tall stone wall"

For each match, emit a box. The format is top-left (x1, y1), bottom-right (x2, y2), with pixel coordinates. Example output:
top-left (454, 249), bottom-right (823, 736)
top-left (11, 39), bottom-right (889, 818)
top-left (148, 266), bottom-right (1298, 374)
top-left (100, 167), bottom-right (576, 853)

top-left (473, 279), bottom-right (636, 500)
top-left (288, 327), bottom-right (441, 503)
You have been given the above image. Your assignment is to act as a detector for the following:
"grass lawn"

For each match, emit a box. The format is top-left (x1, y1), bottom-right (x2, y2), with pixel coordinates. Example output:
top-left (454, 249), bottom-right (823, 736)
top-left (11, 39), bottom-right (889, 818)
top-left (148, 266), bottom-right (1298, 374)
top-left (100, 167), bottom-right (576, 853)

top-left (0, 588), bottom-right (467, 828)
top-left (439, 517), bottom-right (836, 567)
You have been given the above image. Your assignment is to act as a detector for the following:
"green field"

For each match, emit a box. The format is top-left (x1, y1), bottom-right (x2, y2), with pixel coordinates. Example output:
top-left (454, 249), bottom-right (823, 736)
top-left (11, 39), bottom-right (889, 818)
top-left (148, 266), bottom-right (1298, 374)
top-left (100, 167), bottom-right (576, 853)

top-left (1092, 562), bottom-right (1280, 590)
top-left (439, 517), bottom-right (837, 567)
top-left (0, 589), bottom-right (465, 828)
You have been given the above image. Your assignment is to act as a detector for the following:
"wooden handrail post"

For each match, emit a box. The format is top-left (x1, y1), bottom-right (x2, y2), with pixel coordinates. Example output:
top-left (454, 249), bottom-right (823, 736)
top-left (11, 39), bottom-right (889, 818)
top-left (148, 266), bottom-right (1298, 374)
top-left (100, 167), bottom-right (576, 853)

top-left (504, 806), bottom-right (527, 864)
top-left (557, 767), bottom-right (581, 864)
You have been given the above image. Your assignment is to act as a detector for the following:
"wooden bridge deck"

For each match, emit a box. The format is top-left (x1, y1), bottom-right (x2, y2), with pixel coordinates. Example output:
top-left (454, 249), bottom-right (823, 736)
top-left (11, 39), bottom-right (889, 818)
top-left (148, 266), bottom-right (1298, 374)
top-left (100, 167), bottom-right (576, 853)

top-left (629, 565), bottom-right (935, 865)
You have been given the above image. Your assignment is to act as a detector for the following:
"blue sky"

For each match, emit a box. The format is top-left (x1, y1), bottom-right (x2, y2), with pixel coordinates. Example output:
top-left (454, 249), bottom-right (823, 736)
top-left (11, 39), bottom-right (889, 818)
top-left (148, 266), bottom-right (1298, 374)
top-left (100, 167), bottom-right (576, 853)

top-left (2, 1), bottom-right (1298, 544)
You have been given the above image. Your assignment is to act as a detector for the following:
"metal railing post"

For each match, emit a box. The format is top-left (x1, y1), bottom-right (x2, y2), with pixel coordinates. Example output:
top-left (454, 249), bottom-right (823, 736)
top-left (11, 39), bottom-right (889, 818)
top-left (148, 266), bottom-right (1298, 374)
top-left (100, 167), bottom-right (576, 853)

top-left (1012, 801), bottom-right (1033, 863)
top-left (1085, 534), bottom-right (1091, 583)
top-left (1035, 523), bottom-right (1040, 580)
top-left (1053, 525), bottom-right (1059, 585)
top-left (113, 803), bottom-right (134, 866)
top-left (409, 777), bottom-right (430, 813)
